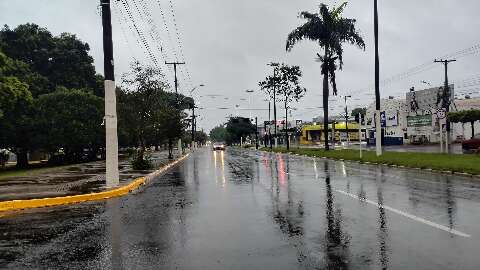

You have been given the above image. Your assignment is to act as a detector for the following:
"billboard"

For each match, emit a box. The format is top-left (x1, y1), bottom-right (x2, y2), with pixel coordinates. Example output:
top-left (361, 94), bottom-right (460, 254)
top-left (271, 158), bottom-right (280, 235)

top-left (407, 115), bottom-right (432, 127)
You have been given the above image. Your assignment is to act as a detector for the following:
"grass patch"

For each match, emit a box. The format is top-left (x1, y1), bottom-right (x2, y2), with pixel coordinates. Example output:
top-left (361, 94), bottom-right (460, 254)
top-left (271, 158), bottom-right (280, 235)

top-left (0, 164), bottom-right (78, 181)
top-left (261, 147), bottom-right (480, 176)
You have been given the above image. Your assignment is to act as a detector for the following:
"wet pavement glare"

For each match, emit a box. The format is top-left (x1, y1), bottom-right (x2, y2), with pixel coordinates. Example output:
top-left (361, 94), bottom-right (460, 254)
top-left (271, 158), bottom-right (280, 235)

top-left (1, 148), bottom-right (480, 269)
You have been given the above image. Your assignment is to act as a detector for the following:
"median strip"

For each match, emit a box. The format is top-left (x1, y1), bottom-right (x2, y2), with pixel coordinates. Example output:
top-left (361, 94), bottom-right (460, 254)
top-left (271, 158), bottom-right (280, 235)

top-left (0, 153), bottom-right (189, 214)
top-left (261, 147), bottom-right (480, 177)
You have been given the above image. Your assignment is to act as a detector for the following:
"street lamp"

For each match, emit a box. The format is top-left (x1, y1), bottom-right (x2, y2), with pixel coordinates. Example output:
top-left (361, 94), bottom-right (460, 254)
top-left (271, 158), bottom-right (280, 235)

top-left (268, 62), bottom-right (280, 148)
top-left (245, 89), bottom-right (255, 120)
top-left (343, 95), bottom-right (352, 147)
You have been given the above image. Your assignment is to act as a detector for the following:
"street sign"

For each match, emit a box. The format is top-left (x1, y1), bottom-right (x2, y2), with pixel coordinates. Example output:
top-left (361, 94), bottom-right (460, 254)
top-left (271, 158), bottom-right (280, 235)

top-left (407, 115), bottom-right (432, 127)
top-left (436, 108), bottom-right (446, 119)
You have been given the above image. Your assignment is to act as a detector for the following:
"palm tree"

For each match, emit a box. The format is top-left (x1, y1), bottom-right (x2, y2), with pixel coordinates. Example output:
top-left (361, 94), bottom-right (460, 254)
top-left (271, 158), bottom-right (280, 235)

top-left (286, 2), bottom-right (365, 150)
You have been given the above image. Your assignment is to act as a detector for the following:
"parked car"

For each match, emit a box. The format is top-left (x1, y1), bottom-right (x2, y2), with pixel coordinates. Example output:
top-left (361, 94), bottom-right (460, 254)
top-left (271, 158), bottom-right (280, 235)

top-left (212, 142), bottom-right (225, 151)
top-left (462, 134), bottom-right (480, 153)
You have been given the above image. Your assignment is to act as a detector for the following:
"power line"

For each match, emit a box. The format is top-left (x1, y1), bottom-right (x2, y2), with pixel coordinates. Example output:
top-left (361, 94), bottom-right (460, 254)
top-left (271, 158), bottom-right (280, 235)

top-left (118, 0), bottom-right (158, 67)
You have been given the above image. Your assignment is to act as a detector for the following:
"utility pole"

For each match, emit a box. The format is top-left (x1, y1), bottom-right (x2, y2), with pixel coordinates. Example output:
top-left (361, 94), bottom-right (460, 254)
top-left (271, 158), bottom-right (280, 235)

top-left (269, 63), bottom-right (279, 148)
top-left (374, 0), bottom-right (382, 156)
top-left (191, 105), bottom-right (195, 150)
top-left (434, 59), bottom-right (456, 154)
top-left (165, 61), bottom-right (185, 157)
top-left (101, 0), bottom-right (119, 188)
top-left (344, 95), bottom-right (352, 147)
top-left (255, 117), bottom-right (259, 150)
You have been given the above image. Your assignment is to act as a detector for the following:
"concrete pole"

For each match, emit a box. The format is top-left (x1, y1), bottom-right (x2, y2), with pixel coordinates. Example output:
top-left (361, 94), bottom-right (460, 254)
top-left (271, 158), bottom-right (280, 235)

top-left (101, 0), bottom-right (119, 188)
top-left (359, 114), bottom-right (363, 159)
top-left (178, 139), bottom-right (182, 156)
top-left (440, 124), bottom-right (444, 153)
top-left (375, 111), bottom-right (382, 156)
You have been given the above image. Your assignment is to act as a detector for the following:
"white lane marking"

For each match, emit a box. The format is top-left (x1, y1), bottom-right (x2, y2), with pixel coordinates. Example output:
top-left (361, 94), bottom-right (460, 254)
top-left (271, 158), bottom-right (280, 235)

top-left (334, 189), bottom-right (471, 238)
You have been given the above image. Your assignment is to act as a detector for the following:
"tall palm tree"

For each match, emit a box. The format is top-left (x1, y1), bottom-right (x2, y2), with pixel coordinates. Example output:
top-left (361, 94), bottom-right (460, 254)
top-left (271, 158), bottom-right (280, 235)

top-left (286, 2), bottom-right (365, 150)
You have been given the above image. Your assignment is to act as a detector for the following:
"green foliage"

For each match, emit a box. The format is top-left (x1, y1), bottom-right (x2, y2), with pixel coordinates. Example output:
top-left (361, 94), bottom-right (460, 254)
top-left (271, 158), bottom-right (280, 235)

top-left (0, 23), bottom-right (98, 95)
top-left (225, 117), bottom-right (256, 145)
top-left (448, 110), bottom-right (480, 123)
top-left (0, 76), bottom-right (31, 119)
top-left (130, 150), bottom-right (153, 170)
top-left (351, 107), bottom-right (367, 122)
top-left (210, 125), bottom-right (227, 142)
top-left (449, 110), bottom-right (480, 138)
top-left (35, 88), bottom-right (104, 161)
top-left (118, 62), bottom-right (189, 151)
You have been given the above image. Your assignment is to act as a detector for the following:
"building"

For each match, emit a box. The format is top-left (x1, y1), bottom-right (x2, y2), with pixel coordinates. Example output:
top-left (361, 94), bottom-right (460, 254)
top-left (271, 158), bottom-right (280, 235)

top-left (365, 97), bottom-right (407, 145)
top-left (405, 85), bottom-right (455, 143)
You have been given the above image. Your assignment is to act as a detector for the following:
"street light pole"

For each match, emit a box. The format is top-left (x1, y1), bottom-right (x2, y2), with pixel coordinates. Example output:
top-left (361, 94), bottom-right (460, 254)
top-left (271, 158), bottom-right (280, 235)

top-left (255, 117), bottom-right (259, 150)
top-left (269, 63), bottom-right (279, 148)
top-left (374, 0), bottom-right (382, 156)
top-left (190, 84), bottom-right (204, 150)
top-left (344, 95), bottom-right (352, 148)
top-left (101, 0), bottom-right (119, 188)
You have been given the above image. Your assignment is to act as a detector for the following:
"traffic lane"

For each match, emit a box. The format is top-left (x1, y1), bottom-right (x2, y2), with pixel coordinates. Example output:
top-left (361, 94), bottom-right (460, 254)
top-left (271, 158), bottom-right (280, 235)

top-left (255, 150), bottom-right (480, 269)
top-left (1, 148), bottom-right (479, 269)
top-left (0, 150), bottom-right (300, 270)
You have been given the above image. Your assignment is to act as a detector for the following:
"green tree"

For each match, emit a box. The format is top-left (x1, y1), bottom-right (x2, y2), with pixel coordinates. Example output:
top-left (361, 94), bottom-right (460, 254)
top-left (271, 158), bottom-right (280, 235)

top-left (35, 88), bottom-right (104, 163)
top-left (449, 110), bottom-right (480, 139)
top-left (351, 107), bottom-right (367, 123)
top-left (0, 51), bottom-right (35, 168)
top-left (225, 117), bottom-right (256, 145)
top-left (118, 62), bottom-right (191, 162)
top-left (0, 24), bottom-right (98, 95)
top-left (286, 2), bottom-right (365, 150)
top-left (276, 64), bottom-right (306, 150)
top-left (210, 125), bottom-right (227, 142)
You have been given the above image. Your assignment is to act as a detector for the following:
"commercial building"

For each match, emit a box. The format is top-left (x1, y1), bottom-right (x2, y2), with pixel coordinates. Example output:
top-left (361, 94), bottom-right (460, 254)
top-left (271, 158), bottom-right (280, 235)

top-left (405, 85), bottom-right (454, 143)
top-left (365, 97), bottom-right (407, 145)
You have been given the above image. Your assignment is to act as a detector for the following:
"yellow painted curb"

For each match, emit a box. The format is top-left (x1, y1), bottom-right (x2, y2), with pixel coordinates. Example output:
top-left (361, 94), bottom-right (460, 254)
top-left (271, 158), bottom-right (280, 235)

top-left (0, 153), bottom-right (190, 213)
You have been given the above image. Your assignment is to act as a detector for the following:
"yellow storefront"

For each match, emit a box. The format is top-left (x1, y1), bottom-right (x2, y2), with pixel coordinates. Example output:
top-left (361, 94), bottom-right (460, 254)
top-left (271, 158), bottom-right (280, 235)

top-left (300, 122), bottom-right (361, 145)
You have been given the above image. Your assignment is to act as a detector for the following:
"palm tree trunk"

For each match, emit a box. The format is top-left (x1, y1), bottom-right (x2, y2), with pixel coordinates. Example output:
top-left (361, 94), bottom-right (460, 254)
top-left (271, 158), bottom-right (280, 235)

top-left (285, 100), bottom-right (289, 150)
top-left (323, 62), bottom-right (330, 151)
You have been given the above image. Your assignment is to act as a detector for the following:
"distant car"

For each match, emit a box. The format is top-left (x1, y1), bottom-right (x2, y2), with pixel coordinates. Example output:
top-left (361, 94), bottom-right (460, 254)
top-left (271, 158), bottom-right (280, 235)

top-left (462, 134), bottom-right (480, 154)
top-left (212, 142), bottom-right (225, 151)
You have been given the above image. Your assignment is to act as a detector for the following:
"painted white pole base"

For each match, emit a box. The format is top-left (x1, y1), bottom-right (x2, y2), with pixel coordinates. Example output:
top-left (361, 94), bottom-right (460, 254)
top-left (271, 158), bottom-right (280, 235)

top-left (375, 110), bottom-right (382, 156)
top-left (178, 139), bottom-right (183, 156)
top-left (105, 80), bottom-right (119, 188)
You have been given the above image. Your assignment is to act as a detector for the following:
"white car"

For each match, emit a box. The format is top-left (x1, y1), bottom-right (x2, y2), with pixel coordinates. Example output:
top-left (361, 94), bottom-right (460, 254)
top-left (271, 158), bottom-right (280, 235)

top-left (212, 142), bottom-right (225, 151)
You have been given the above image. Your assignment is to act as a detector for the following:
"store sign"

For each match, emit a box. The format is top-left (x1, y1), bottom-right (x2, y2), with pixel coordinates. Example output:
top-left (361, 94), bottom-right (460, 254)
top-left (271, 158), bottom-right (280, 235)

top-left (407, 115), bottom-right (432, 127)
top-left (386, 114), bottom-right (398, 127)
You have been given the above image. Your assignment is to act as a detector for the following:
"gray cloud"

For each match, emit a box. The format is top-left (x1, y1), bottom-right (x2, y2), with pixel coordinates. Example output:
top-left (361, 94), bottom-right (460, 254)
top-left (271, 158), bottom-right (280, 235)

top-left (2, 0), bottom-right (479, 131)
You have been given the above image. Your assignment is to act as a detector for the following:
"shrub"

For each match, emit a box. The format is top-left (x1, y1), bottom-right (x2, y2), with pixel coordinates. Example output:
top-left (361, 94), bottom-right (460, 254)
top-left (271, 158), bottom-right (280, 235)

top-left (130, 150), bottom-right (153, 170)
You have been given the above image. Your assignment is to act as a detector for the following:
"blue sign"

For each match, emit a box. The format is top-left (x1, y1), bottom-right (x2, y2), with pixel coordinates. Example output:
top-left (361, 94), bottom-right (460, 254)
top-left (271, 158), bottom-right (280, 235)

top-left (380, 111), bottom-right (386, 127)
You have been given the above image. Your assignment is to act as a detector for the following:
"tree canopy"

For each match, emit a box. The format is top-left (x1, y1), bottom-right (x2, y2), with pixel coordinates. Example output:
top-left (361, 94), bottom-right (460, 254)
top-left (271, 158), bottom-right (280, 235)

top-left (210, 125), bottom-right (227, 142)
top-left (225, 117), bottom-right (256, 145)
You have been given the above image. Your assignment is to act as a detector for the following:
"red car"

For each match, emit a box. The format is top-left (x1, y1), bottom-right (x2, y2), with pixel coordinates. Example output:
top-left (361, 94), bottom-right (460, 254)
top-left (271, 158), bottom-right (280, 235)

top-left (462, 134), bottom-right (480, 153)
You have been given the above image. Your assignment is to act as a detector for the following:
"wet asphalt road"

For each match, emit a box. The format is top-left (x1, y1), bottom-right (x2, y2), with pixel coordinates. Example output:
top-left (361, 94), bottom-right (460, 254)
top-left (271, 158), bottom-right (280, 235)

top-left (1, 148), bottom-right (480, 269)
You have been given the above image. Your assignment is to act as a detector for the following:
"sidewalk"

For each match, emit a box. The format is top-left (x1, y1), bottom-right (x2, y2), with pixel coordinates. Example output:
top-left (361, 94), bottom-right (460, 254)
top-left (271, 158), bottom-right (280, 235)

top-left (0, 151), bottom-right (181, 202)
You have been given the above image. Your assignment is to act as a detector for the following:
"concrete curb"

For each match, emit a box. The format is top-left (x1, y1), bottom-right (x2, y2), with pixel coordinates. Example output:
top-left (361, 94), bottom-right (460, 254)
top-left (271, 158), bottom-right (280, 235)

top-left (0, 153), bottom-right (190, 213)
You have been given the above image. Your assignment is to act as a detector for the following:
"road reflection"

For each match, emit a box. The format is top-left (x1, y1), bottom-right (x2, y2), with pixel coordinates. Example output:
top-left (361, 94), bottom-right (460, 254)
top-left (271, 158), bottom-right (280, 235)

top-left (324, 161), bottom-right (351, 269)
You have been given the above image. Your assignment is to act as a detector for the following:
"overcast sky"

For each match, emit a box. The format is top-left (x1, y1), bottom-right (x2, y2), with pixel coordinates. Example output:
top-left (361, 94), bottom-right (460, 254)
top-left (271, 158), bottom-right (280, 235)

top-left (2, 0), bottom-right (480, 131)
